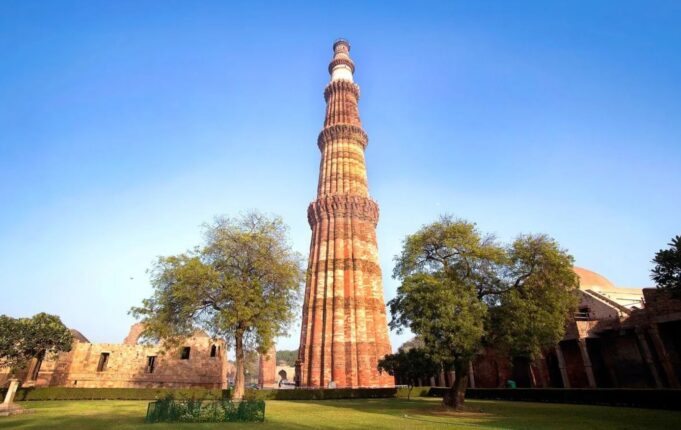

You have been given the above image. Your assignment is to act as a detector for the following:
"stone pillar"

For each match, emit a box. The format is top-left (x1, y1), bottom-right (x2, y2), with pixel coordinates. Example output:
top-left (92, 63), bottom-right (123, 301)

top-left (438, 370), bottom-right (446, 387)
top-left (258, 346), bottom-right (277, 389)
top-left (2, 379), bottom-right (20, 405)
top-left (554, 344), bottom-right (570, 388)
top-left (296, 39), bottom-right (393, 388)
top-left (635, 327), bottom-right (663, 388)
top-left (577, 338), bottom-right (597, 388)
top-left (468, 361), bottom-right (476, 388)
top-left (648, 324), bottom-right (680, 388)
top-left (534, 355), bottom-right (548, 388)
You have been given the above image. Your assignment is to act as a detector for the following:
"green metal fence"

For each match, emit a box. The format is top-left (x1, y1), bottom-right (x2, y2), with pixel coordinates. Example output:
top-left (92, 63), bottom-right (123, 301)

top-left (145, 398), bottom-right (265, 423)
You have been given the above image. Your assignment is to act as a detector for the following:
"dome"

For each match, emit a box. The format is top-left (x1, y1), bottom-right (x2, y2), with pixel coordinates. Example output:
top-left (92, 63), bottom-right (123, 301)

top-left (573, 267), bottom-right (616, 290)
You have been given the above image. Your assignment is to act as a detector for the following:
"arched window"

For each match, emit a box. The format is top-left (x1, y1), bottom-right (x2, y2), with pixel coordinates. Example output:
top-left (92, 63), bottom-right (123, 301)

top-left (210, 344), bottom-right (217, 358)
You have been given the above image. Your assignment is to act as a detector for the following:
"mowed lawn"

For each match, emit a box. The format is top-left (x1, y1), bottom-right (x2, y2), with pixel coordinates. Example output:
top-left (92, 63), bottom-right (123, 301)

top-left (1, 398), bottom-right (679, 429)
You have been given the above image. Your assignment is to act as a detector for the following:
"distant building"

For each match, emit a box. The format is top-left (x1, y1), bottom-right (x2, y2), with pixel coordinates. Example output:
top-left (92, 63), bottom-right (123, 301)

top-left (0, 323), bottom-right (228, 389)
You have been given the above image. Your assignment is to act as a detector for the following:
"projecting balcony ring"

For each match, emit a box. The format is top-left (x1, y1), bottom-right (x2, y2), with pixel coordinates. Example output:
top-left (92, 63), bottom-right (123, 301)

top-left (307, 195), bottom-right (380, 227)
top-left (317, 125), bottom-right (368, 150)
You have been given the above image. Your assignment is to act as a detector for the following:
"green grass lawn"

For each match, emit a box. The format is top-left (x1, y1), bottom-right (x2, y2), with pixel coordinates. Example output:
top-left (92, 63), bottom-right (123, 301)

top-left (1, 398), bottom-right (679, 429)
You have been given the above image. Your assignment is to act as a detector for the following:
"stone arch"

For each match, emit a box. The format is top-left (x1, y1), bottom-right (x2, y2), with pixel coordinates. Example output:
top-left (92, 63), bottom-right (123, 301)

top-left (123, 323), bottom-right (145, 345)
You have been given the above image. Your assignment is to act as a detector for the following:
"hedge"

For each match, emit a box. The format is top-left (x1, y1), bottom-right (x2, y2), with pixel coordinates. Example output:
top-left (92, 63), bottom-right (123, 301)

top-left (6, 386), bottom-right (677, 410)
top-left (244, 387), bottom-right (403, 401)
top-left (0, 387), bottom-right (229, 401)
top-left (0, 386), bottom-right (428, 402)
top-left (428, 387), bottom-right (681, 410)
top-left (145, 398), bottom-right (265, 423)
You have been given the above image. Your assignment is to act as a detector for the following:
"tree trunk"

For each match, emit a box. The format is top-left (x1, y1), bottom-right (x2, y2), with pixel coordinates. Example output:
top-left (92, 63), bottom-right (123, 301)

top-left (233, 331), bottom-right (245, 400)
top-left (443, 361), bottom-right (469, 410)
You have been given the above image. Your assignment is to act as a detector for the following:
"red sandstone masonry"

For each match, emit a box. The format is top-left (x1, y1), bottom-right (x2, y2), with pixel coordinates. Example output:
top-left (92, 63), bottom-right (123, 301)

top-left (296, 40), bottom-right (394, 388)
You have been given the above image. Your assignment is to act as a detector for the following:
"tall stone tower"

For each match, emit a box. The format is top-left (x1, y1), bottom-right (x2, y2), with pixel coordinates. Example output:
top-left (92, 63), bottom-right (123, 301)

top-left (296, 40), bottom-right (394, 388)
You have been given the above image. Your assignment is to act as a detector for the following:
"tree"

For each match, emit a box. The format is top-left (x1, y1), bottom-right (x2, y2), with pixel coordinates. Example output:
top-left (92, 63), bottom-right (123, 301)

top-left (276, 349), bottom-right (298, 365)
top-left (0, 313), bottom-right (73, 379)
top-left (378, 346), bottom-right (440, 399)
top-left (488, 235), bottom-right (579, 385)
top-left (388, 216), bottom-right (578, 409)
top-left (652, 235), bottom-right (681, 298)
top-left (131, 211), bottom-right (304, 399)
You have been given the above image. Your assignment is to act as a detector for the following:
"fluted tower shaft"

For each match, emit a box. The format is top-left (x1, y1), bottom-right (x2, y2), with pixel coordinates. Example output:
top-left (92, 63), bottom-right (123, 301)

top-left (296, 40), bottom-right (394, 388)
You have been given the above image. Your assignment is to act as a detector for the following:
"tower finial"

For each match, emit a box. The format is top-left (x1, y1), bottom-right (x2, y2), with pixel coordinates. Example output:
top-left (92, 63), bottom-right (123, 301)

top-left (329, 39), bottom-right (354, 82)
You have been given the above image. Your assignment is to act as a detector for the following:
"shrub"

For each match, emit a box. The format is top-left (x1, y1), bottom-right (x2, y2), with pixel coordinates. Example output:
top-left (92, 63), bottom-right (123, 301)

top-left (0, 387), bottom-right (229, 401)
top-left (145, 398), bottom-right (265, 423)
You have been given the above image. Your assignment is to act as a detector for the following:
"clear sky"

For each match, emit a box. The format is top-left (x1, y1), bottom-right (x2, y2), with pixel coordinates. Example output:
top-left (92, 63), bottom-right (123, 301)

top-left (1, 1), bottom-right (680, 352)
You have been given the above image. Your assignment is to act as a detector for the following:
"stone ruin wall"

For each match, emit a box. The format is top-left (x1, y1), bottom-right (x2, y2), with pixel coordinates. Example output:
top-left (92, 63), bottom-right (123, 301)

top-left (258, 346), bottom-right (277, 388)
top-left (2, 324), bottom-right (228, 389)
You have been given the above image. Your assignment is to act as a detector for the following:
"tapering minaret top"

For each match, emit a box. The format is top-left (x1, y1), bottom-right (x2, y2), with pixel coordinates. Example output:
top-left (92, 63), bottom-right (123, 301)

top-left (329, 39), bottom-right (355, 82)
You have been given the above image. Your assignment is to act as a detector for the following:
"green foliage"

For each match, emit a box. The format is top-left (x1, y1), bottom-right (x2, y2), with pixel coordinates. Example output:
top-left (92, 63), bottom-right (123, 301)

top-left (390, 273), bottom-right (487, 367)
top-left (145, 398), bottom-right (265, 423)
top-left (130, 211), bottom-right (304, 398)
top-left (276, 349), bottom-right (298, 365)
top-left (378, 347), bottom-right (441, 398)
top-left (1, 387), bottom-right (406, 403)
top-left (0, 387), bottom-right (228, 401)
top-left (0, 312), bottom-right (73, 374)
top-left (388, 216), bottom-right (578, 408)
top-left (652, 235), bottom-right (681, 298)
top-left (489, 235), bottom-right (579, 359)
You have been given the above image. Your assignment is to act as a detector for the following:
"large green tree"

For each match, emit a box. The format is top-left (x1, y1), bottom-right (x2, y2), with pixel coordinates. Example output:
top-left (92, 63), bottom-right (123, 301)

top-left (388, 216), bottom-right (578, 409)
top-left (0, 313), bottom-right (73, 379)
top-left (651, 235), bottom-right (681, 298)
top-left (378, 346), bottom-right (440, 399)
top-left (131, 211), bottom-right (304, 399)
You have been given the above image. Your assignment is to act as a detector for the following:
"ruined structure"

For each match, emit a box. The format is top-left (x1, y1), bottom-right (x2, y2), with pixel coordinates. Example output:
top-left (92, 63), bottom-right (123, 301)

top-left (1, 324), bottom-right (228, 389)
top-left (396, 267), bottom-right (681, 390)
top-left (296, 40), bottom-right (394, 388)
top-left (257, 346), bottom-right (277, 389)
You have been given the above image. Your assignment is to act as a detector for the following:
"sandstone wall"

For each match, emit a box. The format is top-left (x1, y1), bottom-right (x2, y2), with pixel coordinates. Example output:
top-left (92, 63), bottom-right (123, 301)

top-left (10, 327), bottom-right (227, 389)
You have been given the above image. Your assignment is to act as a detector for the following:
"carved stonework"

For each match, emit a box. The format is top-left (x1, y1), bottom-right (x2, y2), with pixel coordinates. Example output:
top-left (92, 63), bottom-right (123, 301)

top-left (317, 124), bottom-right (368, 150)
top-left (296, 41), bottom-right (394, 388)
top-left (307, 195), bottom-right (379, 227)
top-left (324, 80), bottom-right (360, 102)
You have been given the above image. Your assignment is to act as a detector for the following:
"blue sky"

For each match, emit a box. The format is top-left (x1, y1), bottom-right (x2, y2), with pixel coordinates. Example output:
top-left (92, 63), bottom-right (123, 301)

top-left (1, 1), bottom-right (680, 352)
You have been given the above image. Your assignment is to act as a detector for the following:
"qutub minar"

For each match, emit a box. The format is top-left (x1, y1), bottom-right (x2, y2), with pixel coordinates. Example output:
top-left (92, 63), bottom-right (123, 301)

top-left (295, 40), bottom-right (394, 388)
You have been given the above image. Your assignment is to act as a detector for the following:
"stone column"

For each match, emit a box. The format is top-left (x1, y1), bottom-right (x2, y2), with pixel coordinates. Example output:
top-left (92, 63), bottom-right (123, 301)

top-left (648, 324), bottom-right (680, 388)
top-left (438, 370), bottom-right (446, 387)
top-left (554, 345), bottom-right (570, 388)
top-left (577, 338), bottom-right (597, 388)
top-left (635, 327), bottom-right (663, 388)
top-left (297, 39), bottom-right (393, 388)
top-left (2, 379), bottom-right (20, 405)
top-left (532, 356), bottom-right (548, 388)
top-left (468, 361), bottom-right (476, 388)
